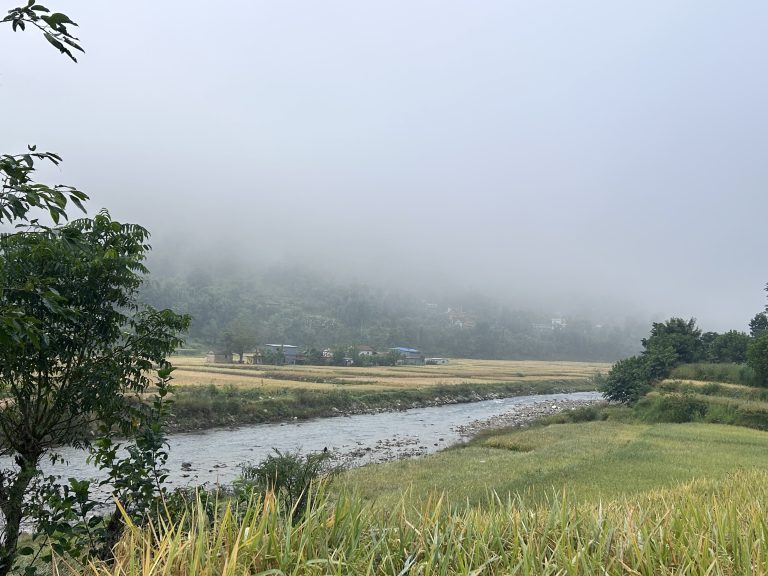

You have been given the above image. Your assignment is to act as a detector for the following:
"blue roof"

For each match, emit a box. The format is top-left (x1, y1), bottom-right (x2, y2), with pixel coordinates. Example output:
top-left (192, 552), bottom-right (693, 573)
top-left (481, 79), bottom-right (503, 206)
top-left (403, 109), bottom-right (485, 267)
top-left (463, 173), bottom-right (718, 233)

top-left (391, 347), bottom-right (420, 353)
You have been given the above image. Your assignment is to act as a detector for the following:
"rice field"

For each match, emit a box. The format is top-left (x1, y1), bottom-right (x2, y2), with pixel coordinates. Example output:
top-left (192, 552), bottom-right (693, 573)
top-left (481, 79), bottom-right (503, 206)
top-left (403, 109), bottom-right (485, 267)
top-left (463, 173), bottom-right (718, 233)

top-left (170, 357), bottom-right (609, 392)
top-left (83, 468), bottom-right (768, 576)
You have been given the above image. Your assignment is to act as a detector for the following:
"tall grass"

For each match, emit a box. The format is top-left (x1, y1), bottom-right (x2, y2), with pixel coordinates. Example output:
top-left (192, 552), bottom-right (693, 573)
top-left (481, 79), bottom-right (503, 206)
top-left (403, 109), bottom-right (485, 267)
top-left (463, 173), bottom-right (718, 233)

top-left (79, 469), bottom-right (768, 575)
top-left (669, 362), bottom-right (758, 387)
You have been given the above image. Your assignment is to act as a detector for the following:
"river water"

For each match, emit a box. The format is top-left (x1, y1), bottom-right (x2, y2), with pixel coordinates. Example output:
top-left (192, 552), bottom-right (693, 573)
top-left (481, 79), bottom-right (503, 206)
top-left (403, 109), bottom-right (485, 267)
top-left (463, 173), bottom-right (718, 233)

top-left (17, 391), bottom-right (600, 490)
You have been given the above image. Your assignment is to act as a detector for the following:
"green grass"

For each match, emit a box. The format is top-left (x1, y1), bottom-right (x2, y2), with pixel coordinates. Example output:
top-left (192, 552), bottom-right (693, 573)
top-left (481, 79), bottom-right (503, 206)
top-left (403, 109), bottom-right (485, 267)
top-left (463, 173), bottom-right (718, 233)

top-left (669, 362), bottom-right (759, 386)
top-left (344, 420), bottom-right (768, 508)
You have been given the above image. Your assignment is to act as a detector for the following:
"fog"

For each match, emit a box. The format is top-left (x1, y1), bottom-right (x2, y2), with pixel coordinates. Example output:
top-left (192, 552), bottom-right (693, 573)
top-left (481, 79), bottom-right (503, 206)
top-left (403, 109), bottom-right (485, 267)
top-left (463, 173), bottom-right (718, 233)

top-left (3, 1), bottom-right (767, 332)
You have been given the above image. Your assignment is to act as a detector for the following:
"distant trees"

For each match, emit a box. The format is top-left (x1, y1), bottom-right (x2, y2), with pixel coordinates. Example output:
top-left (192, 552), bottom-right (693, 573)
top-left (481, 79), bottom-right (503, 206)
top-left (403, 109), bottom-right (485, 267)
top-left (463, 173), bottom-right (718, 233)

top-left (603, 289), bottom-right (768, 403)
top-left (602, 318), bottom-right (701, 404)
top-left (139, 265), bottom-right (648, 363)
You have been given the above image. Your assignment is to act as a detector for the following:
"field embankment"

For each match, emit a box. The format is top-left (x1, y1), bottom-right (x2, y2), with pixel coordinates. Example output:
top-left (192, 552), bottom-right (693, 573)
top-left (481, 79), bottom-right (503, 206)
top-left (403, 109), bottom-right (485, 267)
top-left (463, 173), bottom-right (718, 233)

top-left (165, 358), bottom-right (605, 432)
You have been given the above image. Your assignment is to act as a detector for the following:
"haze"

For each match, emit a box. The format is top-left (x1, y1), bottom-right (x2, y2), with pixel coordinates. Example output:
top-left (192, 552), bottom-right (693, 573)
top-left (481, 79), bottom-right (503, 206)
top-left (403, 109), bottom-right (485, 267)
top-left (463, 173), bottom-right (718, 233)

top-left (3, 1), bottom-right (767, 332)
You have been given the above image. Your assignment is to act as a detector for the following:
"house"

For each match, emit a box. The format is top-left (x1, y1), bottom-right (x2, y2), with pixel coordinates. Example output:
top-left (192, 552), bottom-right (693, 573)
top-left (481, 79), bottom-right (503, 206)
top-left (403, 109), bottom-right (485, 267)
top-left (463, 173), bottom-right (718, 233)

top-left (426, 357), bottom-right (449, 365)
top-left (263, 344), bottom-right (300, 365)
top-left (391, 347), bottom-right (425, 365)
top-left (244, 351), bottom-right (263, 365)
top-left (322, 348), bottom-right (334, 359)
top-left (356, 345), bottom-right (376, 356)
top-left (205, 350), bottom-right (233, 363)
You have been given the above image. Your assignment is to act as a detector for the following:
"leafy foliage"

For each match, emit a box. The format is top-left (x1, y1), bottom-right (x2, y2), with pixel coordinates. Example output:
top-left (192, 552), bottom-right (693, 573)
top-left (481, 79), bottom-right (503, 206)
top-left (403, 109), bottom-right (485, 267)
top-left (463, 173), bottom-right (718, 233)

top-left (235, 449), bottom-right (337, 520)
top-left (603, 318), bottom-right (702, 404)
top-left (747, 334), bottom-right (768, 387)
top-left (2, 0), bottom-right (84, 61)
top-left (750, 312), bottom-right (768, 338)
top-left (0, 148), bottom-right (88, 226)
top-left (0, 213), bottom-right (189, 574)
top-left (599, 355), bottom-right (651, 404)
top-left (641, 318), bottom-right (703, 364)
top-left (707, 330), bottom-right (750, 363)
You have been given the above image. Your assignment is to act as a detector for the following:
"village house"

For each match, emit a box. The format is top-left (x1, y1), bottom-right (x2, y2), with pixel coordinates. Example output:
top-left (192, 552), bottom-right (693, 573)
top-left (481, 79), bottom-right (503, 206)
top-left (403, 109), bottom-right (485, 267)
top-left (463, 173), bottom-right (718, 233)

top-left (356, 345), bottom-right (376, 356)
top-left (391, 346), bottom-right (425, 365)
top-left (263, 344), bottom-right (301, 365)
top-left (205, 350), bottom-right (233, 363)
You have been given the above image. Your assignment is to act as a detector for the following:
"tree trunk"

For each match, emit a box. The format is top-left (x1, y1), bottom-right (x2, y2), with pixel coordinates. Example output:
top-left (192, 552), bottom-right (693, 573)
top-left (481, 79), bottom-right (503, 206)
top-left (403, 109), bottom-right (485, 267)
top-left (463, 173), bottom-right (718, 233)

top-left (0, 454), bottom-right (40, 576)
top-left (96, 507), bottom-right (125, 563)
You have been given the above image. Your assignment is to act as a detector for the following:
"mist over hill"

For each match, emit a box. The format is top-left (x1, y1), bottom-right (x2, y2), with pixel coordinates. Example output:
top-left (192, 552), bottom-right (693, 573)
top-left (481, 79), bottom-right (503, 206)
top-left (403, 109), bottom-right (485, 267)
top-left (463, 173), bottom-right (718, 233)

top-left (140, 254), bottom-right (647, 361)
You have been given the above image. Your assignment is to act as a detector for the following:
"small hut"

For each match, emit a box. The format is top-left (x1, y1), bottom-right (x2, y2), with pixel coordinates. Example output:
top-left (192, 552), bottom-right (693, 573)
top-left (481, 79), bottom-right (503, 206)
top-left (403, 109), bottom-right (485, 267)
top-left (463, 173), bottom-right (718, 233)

top-left (205, 350), bottom-right (233, 363)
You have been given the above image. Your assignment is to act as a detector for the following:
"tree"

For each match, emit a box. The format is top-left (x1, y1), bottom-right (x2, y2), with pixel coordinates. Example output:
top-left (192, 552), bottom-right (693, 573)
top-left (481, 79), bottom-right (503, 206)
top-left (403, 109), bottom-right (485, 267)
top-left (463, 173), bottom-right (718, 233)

top-left (641, 318), bottom-right (702, 364)
top-left (0, 213), bottom-right (189, 574)
top-left (603, 318), bottom-right (701, 404)
top-left (600, 356), bottom-right (650, 404)
top-left (747, 334), bottom-right (768, 387)
top-left (750, 312), bottom-right (768, 338)
top-left (222, 317), bottom-right (259, 363)
top-left (710, 330), bottom-right (750, 363)
top-left (0, 7), bottom-right (189, 573)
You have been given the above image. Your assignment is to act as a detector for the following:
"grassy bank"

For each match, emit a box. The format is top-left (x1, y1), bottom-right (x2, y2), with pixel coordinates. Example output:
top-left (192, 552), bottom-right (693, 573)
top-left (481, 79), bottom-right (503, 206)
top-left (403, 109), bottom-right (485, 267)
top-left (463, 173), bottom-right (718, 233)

top-left (167, 378), bottom-right (595, 432)
top-left (344, 419), bottom-right (768, 508)
top-left (84, 468), bottom-right (768, 576)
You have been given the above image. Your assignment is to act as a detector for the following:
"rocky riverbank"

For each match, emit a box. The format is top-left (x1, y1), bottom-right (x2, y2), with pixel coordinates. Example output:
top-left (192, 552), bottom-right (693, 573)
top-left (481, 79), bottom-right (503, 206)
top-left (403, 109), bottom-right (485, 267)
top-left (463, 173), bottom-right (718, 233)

top-left (453, 397), bottom-right (604, 437)
top-left (334, 396), bottom-right (604, 467)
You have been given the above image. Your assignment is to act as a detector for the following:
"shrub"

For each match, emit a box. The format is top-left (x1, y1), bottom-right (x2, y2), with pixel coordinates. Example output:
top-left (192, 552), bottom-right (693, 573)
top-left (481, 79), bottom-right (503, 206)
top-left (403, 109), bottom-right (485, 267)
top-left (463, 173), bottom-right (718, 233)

top-left (636, 394), bottom-right (708, 423)
top-left (600, 356), bottom-right (651, 404)
top-left (235, 449), bottom-right (338, 520)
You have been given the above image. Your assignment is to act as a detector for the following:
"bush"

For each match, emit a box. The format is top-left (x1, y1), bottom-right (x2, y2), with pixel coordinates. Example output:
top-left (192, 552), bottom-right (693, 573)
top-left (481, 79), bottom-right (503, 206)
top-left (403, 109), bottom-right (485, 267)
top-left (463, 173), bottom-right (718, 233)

top-left (235, 449), bottom-right (339, 520)
top-left (600, 356), bottom-right (651, 404)
top-left (636, 394), bottom-right (708, 423)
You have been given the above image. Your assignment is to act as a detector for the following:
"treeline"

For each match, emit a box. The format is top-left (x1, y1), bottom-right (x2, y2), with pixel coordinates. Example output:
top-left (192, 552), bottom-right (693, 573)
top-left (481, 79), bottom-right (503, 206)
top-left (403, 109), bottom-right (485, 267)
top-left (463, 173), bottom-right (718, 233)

top-left (602, 297), bottom-right (768, 403)
top-left (139, 263), bottom-right (647, 361)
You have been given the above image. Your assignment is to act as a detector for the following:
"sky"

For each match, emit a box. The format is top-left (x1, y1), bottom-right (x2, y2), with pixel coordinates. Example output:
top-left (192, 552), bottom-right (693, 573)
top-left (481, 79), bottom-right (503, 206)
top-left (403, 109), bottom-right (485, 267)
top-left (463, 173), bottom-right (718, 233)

top-left (2, 1), bottom-right (767, 331)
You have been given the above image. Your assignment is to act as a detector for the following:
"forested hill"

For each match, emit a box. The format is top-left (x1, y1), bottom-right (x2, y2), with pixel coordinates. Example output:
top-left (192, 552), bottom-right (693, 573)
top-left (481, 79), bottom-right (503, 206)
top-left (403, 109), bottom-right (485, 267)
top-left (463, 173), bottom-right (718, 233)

top-left (139, 263), bottom-right (645, 361)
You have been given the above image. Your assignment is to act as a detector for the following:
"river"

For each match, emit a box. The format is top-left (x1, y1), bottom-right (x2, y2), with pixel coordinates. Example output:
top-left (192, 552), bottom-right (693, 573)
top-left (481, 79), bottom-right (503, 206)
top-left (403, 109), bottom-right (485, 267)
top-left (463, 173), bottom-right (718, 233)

top-left (16, 390), bottom-right (601, 489)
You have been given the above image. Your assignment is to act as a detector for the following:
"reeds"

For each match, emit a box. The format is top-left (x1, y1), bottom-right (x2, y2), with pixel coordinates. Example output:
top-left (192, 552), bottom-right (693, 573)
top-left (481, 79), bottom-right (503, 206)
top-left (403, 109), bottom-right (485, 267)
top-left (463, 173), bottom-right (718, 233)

top-left (79, 469), bottom-right (768, 575)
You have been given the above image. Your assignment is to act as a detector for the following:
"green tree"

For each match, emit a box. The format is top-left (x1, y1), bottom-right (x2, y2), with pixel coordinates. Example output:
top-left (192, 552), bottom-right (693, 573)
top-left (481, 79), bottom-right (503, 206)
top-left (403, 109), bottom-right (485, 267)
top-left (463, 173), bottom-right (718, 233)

top-left (0, 213), bottom-right (189, 574)
top-left (710, 331), bottom-right (750, 363)
top-left (600, 355), bottom-right (650, 404)
top-left (603, 318), bottom-right (701, 404)
top-left (750, 312), bottom-right (768, 338)
top-left (747, 334), bottom-right (768, 387)
top-left (641, 318), bottom-right (702, 363)
top-left (222, 317), bottom-right (259, 363)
